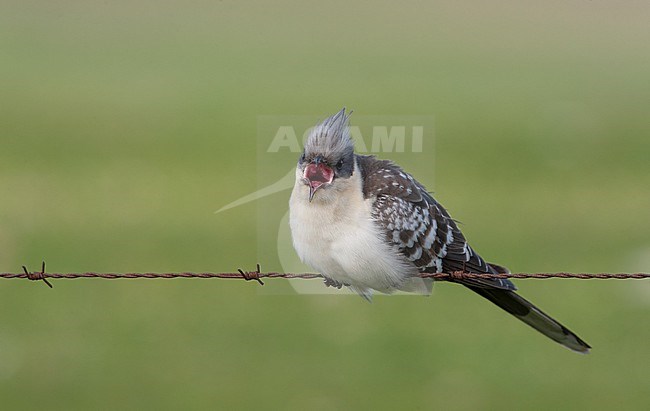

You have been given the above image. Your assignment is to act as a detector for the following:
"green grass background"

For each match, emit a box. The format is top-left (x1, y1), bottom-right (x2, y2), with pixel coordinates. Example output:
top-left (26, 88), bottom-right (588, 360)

top-left (1, 1), bottom-right (649, 410)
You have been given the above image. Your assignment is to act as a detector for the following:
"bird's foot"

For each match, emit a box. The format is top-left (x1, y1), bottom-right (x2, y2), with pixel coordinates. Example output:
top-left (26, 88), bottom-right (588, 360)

top-left (323, 277), bottom-right (344, 289)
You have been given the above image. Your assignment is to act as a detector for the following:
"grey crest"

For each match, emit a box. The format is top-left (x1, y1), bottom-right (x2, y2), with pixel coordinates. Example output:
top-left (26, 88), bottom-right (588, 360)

top-left (301, 108), bottom-right (355, 178)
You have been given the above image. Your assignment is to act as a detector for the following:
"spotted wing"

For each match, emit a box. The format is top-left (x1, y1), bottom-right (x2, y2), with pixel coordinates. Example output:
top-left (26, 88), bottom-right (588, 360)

top-left (356, 156), bottom-right (593, 352)
top-left (357, 155), bottom-right (515, 291)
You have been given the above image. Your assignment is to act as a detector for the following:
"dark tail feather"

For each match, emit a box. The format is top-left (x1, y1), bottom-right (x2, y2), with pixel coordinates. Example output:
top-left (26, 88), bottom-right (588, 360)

top-left (466, 286), bottom-right (591, 353)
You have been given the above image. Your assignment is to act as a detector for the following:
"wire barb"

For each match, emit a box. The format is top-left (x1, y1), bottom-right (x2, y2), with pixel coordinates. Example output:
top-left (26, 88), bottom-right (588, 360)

top-left (237, 263), bottom-right (265, 286)
top-left (21, 261), bottom-right (53, 288)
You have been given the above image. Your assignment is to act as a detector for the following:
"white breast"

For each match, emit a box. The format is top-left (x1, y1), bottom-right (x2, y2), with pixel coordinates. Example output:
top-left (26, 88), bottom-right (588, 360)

top-left (289, 162), bottom-right (423, 297)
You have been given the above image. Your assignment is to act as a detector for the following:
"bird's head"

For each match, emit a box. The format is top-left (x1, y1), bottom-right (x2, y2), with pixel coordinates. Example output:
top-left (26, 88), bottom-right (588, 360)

top-left (297, 108), bottom-right (355, 202)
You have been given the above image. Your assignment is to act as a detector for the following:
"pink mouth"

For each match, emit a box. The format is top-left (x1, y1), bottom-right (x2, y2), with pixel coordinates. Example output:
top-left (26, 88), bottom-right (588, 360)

top-left (304, 163), bottom-right (334, 191)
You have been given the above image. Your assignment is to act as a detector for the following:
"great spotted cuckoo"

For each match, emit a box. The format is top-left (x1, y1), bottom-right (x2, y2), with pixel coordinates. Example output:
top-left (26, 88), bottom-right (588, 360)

top-left (289, 108), bottom-right (590, 353)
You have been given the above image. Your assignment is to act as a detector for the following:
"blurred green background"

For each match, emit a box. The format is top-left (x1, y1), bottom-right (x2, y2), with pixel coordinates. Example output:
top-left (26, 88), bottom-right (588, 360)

top-left (1, 1), bottom-right (649, 410)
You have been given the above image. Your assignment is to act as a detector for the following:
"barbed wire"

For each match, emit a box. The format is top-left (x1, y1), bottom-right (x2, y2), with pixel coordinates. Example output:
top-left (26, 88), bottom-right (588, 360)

top-left (1, 262), bottom-right (648, 288)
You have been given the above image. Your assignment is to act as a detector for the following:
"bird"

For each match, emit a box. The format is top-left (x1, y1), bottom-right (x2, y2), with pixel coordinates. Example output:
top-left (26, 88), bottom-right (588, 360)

top-left (289, 108), bottom-right (591, 353)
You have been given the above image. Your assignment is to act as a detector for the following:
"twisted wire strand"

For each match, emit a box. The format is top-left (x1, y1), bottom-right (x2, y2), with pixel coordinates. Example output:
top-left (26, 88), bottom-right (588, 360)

top-left (2, 263), bottom-right (648, 289)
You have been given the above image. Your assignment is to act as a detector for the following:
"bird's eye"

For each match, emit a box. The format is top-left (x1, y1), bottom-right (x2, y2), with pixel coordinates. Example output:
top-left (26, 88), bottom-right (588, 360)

top-left (336, 159), bottom-right (344, 170)
top-left (299, 152), bottom-right (306, 163)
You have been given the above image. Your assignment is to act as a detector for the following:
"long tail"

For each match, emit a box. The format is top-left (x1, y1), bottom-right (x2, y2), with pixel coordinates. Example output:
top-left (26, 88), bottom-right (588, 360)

top-left (465, 286), bottom-right (591, 353)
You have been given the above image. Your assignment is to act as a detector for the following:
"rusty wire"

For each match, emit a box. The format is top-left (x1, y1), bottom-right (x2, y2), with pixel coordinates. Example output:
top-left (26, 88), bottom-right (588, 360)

top-left (1, 262), bottom-right (648, 288)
